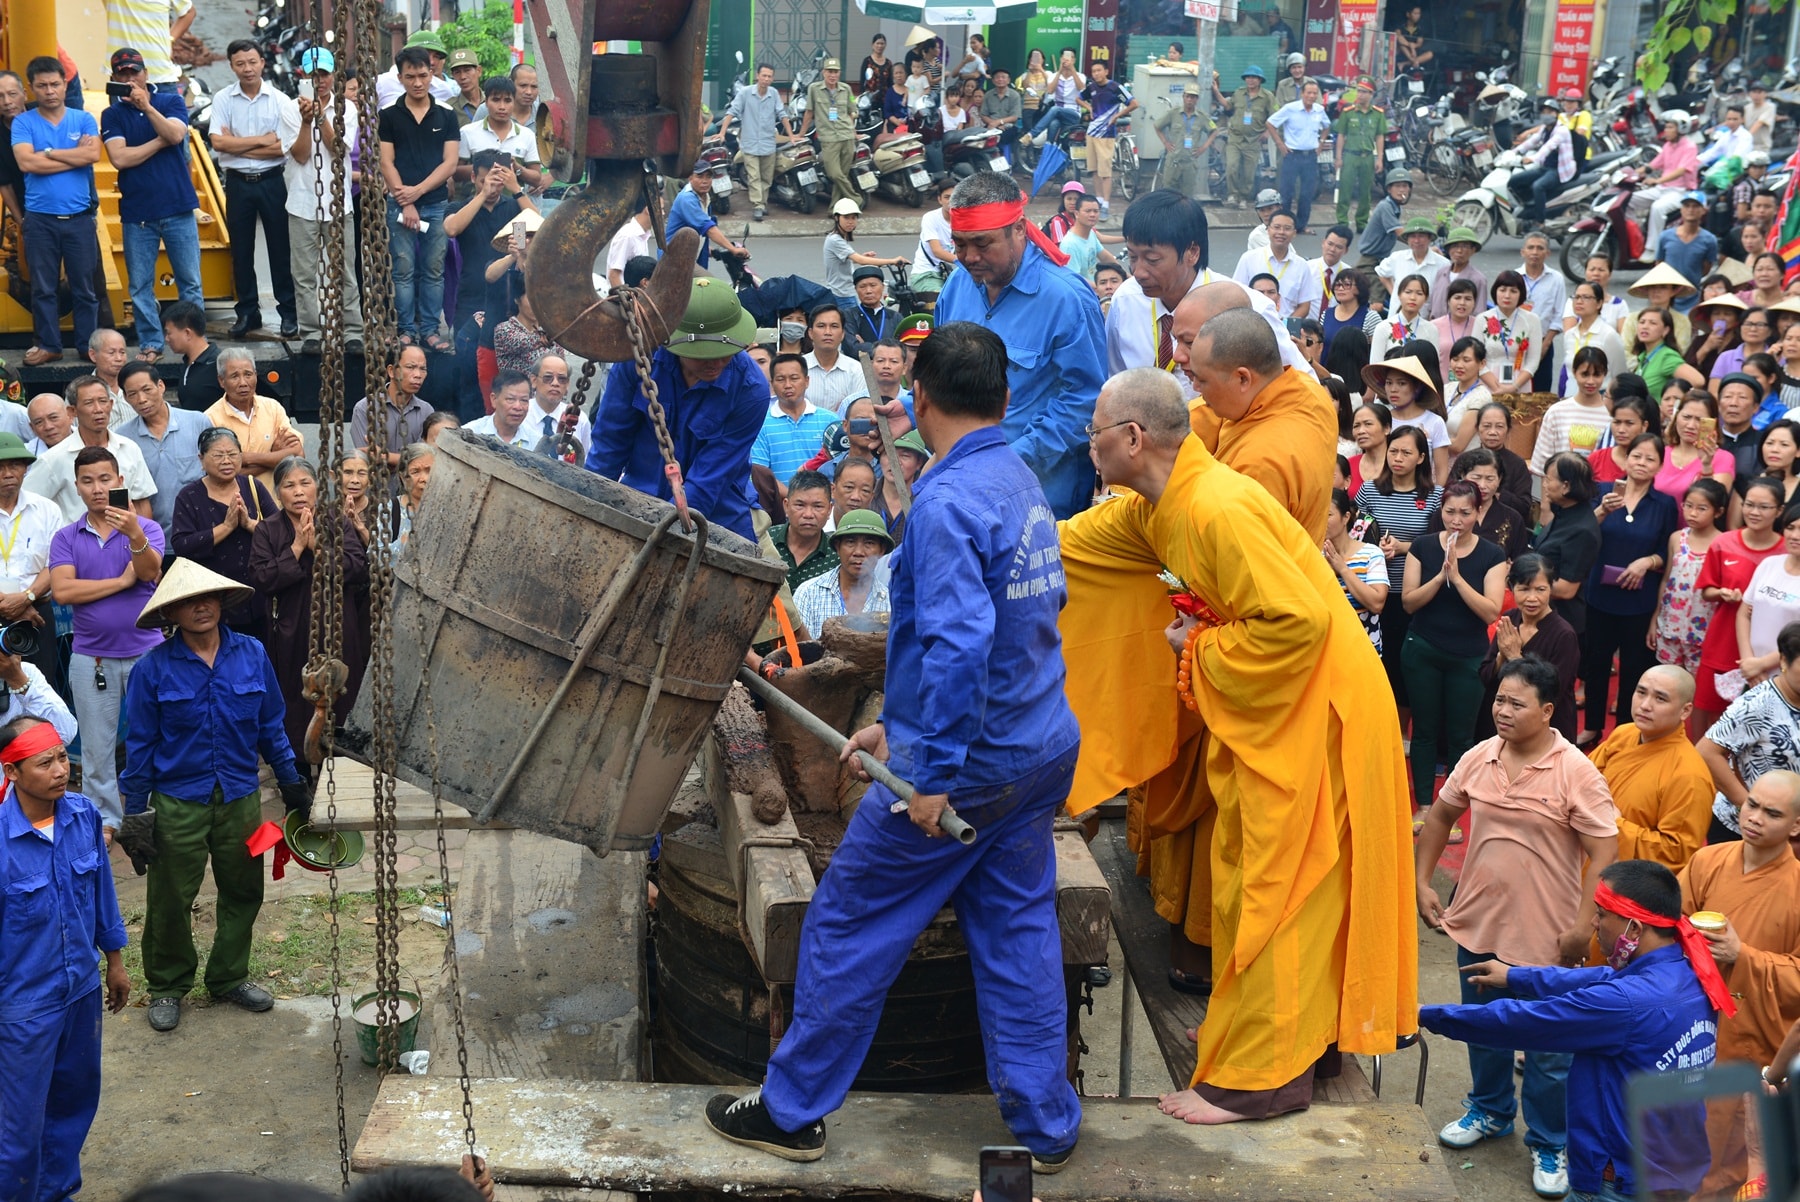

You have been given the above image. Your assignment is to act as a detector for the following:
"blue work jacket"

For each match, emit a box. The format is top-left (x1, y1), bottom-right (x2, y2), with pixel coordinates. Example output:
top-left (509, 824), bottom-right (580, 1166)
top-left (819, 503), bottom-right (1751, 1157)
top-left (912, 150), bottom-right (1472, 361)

top-left (0, 790), bottom-right (126, 1022)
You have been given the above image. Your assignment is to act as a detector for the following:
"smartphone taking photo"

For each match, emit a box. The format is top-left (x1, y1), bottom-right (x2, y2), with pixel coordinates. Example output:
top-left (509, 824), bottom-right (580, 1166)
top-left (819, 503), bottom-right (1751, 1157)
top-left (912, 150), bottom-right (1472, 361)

top-left (979, 1146), bottom-right (1032, 1202)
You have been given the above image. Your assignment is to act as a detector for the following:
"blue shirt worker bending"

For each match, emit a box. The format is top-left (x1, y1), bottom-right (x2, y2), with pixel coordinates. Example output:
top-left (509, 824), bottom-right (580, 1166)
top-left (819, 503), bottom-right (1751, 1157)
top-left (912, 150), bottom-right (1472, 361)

top-left (121, 559), bottom-right (310, 1035)
top-left (588, 278), bottom-right (767, 542)
top-left (705, 322), bottom-right (1085, 1169)
top-left (1418, 860), bottom-right (1724, 1202)
top-left (934, 172), bottom-right (1107, 520)
top-left (0, 715), bottom-right (129, 1202)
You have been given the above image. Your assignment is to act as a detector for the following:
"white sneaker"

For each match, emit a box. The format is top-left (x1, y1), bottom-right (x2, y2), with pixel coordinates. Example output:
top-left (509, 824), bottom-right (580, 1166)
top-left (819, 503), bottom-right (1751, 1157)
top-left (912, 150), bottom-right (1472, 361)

top-left (1531, 1147), bottom-right (1569, 1198)
top-left (1032, 131), bottom-right (1047, 147)
top-left (1438, 1106), bottom-right (1513, 1148)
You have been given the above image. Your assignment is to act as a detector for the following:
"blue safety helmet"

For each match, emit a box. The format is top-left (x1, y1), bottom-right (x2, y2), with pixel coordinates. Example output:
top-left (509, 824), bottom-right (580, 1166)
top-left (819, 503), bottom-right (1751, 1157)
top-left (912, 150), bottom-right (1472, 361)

top-left (1242, 65), bottom-right (1266, 81)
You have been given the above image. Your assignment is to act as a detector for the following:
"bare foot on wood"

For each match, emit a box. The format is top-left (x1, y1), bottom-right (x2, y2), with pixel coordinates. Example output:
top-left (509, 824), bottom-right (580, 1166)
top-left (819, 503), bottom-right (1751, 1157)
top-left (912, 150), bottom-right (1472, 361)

top-left (1158, 1089), bottom-right (1254, 1125)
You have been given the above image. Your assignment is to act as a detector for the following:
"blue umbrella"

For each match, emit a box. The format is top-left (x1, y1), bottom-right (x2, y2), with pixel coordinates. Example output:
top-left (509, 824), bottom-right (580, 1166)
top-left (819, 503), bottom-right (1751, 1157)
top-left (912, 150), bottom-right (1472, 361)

top-left (742, 274), bottom-right (836, 329)
top-left (1030, 143), bottom-right (1070, 198)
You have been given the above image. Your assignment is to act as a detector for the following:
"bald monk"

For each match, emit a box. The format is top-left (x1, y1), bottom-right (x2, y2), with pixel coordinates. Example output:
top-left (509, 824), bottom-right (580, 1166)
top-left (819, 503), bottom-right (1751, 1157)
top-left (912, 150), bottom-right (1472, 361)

top-left (1679, 769), bottom-right (1800, 1195)
top-left (1173, 282), bottom-right (1336, 504)
top-left (1060, 366), bottom-right (1415, 1123)
top-left (1071, 305), bottom-right (1339, 995)
top-left (1589, 666), bottom-right (1713, 870)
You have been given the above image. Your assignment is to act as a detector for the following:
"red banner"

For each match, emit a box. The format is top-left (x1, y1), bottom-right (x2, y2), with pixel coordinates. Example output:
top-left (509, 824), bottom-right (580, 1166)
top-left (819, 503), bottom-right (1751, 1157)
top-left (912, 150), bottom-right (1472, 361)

top-left (1549, 0), bottom-right (1596, 96)
top-left (1332, 0), bottom-right (1380, 78)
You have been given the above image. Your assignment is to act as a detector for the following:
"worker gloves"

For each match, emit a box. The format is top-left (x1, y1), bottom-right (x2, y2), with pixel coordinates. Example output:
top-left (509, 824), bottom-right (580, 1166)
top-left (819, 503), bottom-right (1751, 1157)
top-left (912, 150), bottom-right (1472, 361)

top-left (116, 807), bottom-right (158, 876)
top-left (280, 780), bottom-right (313, 824)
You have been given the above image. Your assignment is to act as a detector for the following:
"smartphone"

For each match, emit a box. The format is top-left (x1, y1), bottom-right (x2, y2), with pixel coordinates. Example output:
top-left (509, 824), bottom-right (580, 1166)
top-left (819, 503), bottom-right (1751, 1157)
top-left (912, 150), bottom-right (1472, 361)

top-left (107, 487), bottom-right (130, 510)
top-left (1700, 416), bottom-right (1719, 444)
top-left (105, 81), bottom-right (134, 99)
top-left (1714, 318), bottom-right (1729, 336)
top-left (298, 79), bottom-right (315, 101)
top-left (978, 1147), bottom-right (1032, 1202)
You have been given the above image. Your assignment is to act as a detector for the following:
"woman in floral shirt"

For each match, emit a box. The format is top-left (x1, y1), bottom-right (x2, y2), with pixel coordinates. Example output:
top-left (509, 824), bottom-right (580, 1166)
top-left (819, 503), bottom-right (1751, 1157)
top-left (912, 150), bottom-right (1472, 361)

top-left (1652, 477), bottom-right (1726, 683)
top-left (1476, 270), bottom-right (1542, 394)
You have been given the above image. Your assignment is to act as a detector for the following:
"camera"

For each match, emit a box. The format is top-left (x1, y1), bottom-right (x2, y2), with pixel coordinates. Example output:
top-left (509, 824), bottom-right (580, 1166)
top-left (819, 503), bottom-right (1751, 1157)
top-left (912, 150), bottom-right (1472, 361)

top-left (105, 81), bottom-right (135, 99)
top-left (0, 621), bottom-right (39, 659)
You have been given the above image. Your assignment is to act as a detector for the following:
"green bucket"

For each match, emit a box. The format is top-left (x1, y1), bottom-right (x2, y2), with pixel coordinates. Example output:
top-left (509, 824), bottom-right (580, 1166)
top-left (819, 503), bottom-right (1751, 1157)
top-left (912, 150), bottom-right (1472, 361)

top-left (350, 989), bottom-right (421, 1067)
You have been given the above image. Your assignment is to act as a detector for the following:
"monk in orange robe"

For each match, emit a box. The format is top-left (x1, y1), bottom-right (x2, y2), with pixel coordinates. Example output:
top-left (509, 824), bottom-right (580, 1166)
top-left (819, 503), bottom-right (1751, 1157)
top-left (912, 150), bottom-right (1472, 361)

top-left (1679, 769), bottom-right (1800, 1196)
top-left (1589, 666), bottom-right (1713, 870)
top-left (1061, 351), bottom-right (1415, 1123)
top-left (1098, 282), bottom-right (1340, 992)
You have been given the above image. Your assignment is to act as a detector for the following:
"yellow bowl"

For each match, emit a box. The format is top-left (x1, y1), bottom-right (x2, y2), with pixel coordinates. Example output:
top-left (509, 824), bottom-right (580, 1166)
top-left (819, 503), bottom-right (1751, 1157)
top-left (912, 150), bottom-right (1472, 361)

top-left (1690, 911), bottom-right (1728, 932)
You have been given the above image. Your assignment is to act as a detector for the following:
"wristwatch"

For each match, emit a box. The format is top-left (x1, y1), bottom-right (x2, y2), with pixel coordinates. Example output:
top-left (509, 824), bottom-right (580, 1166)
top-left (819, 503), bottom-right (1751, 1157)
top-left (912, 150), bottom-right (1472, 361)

top-left (23, 589), bottom-right (34, 604)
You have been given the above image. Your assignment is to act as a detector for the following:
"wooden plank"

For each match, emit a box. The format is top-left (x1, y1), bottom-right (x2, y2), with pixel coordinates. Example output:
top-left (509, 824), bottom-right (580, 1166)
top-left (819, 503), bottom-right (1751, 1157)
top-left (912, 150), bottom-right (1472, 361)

top-left (494, 1187), bottom-right (631, 1202)
top-left (353, 1078), bottom-right (1456, 1200)
top-left (1089, 818), bottom-right (1208, 1090)
top-left (1054, 829), bottom-right (1111, 966)
top-left (425, 829), bottom-right (645, 1082)
top-left (713, 788), bottom-right (814, 984)
top-left (315, 756), bottom-right (513, 832)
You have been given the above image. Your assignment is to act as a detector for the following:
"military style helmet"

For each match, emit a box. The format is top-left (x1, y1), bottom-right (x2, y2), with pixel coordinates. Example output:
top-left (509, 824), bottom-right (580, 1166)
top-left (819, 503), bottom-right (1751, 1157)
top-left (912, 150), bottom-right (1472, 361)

top-left (666, 278), bottom-right (756, 360)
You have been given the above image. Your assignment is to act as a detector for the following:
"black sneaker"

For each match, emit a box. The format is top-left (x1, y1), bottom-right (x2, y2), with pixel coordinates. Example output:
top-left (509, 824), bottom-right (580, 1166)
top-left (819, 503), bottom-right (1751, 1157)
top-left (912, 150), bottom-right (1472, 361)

top-left (1032, 1147), bottom-right (1075, 1175)
top-left (704, 1089), bottom-right (826, 1162)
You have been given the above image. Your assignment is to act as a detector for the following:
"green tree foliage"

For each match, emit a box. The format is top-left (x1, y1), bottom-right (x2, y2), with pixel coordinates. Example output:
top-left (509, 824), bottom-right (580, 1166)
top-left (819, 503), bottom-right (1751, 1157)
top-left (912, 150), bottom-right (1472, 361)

top-left (1638, 0), bottom-right (1787, 91)
top-left (438, 0), bottom-right (517, 78)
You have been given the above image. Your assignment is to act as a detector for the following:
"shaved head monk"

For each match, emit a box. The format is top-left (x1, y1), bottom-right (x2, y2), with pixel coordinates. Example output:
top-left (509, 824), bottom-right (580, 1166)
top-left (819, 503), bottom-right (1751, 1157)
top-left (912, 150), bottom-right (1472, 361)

top-left (1590, 665), bottom-right (1713, 871)
top-left (1680, 767), bottom-right (1800, 1195)
top-left (1059, 367), bottom-right (1415, 1124)
top-left (1063, 310), bottom-right (1338, 1002)
top-left (1172, 280), bottom-right (1318, 444)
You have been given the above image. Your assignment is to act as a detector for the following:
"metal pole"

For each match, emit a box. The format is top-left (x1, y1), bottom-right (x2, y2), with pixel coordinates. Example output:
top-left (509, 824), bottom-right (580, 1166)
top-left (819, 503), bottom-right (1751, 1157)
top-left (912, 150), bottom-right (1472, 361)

top-left (1118, 958), bottom-right (1135, 1098)
top-left (735, 667), bottom-right (977, 845)
top-left (1194, 14), bottom-right (1218, 201)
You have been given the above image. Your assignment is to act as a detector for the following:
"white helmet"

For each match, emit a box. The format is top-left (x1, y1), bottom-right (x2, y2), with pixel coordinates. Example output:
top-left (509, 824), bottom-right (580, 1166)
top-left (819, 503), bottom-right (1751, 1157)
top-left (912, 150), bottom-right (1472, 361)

top-left (1661, 108), bottom-right (1695, 134)
top-left (1285, 53), bottom-right (1306, 69)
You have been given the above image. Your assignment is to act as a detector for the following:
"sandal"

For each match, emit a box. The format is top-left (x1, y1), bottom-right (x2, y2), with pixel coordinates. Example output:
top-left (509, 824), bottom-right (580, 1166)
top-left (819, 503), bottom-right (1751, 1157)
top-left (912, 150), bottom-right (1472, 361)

top-left (1447, 825), bottom-right (1465, 845)
top-left (398, 333), bottom-right (418, 348)
top-left (1167, 967), bottom-right (1212, 997)
top-left (424, 334), bottom-right (453, 354)
top-left (136, 346), bottom-right (163, 363)
top-left (22, 346), bottom-right (57, 367)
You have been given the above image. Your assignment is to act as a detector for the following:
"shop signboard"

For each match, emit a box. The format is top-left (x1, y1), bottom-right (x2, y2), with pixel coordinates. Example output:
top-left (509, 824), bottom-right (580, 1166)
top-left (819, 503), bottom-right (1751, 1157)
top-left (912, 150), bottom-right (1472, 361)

top-left (1549, 0), bottom-right (1596, 95)
top-left (1332, 0), bottom-right (1380, 77)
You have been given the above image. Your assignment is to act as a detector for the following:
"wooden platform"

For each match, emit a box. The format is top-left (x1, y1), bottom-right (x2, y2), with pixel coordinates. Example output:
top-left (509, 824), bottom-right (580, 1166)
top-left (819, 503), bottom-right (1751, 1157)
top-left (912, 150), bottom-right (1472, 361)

top-left (353, 1078), bottom-right (1454, 1200)
top-left (1092, 817), bottom-right (1422, 1106)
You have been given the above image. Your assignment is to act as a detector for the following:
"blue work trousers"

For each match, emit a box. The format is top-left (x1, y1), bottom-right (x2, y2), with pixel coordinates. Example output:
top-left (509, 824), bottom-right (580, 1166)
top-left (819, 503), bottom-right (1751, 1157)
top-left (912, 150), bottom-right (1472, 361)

top-left (1278, 148), bottom-right (1319, 232)
top-left (0, 987), bottom-right (103, 1202)
top-left (1457, 943), bottom-right (1571, 1150)
top-left (761, 749), bottom-right (1083, 1157)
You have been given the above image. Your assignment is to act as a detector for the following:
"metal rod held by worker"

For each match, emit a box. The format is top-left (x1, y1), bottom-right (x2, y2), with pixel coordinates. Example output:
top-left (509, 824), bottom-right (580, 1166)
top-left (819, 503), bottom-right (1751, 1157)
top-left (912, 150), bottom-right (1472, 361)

top-left (735, 667), bottom-right (975, 844)
top-left (858, 351), bottom-right (913, 515)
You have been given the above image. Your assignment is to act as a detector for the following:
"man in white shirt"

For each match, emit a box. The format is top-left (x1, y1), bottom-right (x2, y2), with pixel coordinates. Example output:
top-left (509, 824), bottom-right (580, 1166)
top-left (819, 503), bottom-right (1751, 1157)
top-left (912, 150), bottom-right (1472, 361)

top-left (211, 39), bottom-right (301, 339)
top-left (24, 377), bottom-right (157, 523)
top-left (465, 369), bottom-right (535, 447)
top-left (1746, 81), bottom-right (1776, 153)
top-left (526, 353), bottom-right (591, 461)
top-left (803, 304), bottom-right (868, 411)
top-left (457, 75), bottom-right (542, 189)
top-left (1244, 188), bottom-right (1281, 253)
top-left (1309, 224), bottom-right (1353, 304)
top-left (1107, 190), bottom-right (1308, 401)
top-left (0, 433), bottom-right (71, 696)
top-left (605, 204), bottom-right (655, 292)
top-left (285, 48), bottom-right (365, 357)
top-left (374, 29), bottom-right (460, 109)
top-left (83, 330), bottom-right (137, 428)
top-left (1518, 230), bottom-right (1569, 391)
top-left (1231, 208), bottom-right (1321, 319)
top-left (1376, 217), bottom-right (1450, 304)
top-left (24, 395), bottom-right (72, 458)
top-left (1699, 105), bottom-right (1755, 173)
top-left (1266, 80), bottom-right (1332, 234)
top-left (909, 176), bottom-right (956, 295)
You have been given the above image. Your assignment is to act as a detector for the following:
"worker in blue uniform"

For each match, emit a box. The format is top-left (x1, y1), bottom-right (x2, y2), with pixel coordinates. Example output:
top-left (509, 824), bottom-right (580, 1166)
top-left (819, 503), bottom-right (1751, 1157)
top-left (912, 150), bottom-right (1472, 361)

top-left (1418, 860), bottom-right (1725, 1202)
top-left (588, 277), bottom-right (767, 542)
top-left (704, 321), bottom-right (1084, 1170)
top-left (933, 171), bottom-right (1107, 520)
top-left (0, 715), bottom-right (130, 1202)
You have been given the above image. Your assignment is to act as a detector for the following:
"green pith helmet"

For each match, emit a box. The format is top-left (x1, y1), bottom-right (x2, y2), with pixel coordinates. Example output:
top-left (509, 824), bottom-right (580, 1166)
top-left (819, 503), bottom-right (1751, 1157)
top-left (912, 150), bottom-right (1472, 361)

top-left (895, 428), bottom-right (929, 456)
top-left (1444, 226), bottom-right (1480, 247)
top-left (666, 277), bottom-right (757, 360)
top-left (1402, 216), bottom-right (1436, 237)
top-left (405, 28), bottom-right (448, 55)
top-left (830, 507), bottom-right (895, 550)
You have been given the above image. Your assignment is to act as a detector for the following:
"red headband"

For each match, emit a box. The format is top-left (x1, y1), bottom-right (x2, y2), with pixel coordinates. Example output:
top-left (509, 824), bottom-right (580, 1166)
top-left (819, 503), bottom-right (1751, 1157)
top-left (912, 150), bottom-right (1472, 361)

top-left (949, 198), bottom-right (1071, 268)
top-left (0, 723), bottom-right (62, 765)
top-left (1594, 881), bottom-right (1736, 1018)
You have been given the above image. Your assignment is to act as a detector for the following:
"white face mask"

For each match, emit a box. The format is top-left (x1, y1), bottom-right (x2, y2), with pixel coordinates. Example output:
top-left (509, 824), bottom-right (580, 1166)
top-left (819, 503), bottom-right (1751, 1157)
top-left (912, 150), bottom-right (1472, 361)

top-left (779, 322), bottom-right (806, 342)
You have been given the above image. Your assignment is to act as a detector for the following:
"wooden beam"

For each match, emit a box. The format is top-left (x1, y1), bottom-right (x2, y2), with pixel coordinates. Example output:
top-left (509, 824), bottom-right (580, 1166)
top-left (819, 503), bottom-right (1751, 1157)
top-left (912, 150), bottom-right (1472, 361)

top-left (713, 788), bottom-right (814, 984)
top-left (1054, 829), bottom-right (1111, 966)
top-left (314, 757), bottom-right (513, 832)
top-left (353, 1078), bottom-right (1455, 1199)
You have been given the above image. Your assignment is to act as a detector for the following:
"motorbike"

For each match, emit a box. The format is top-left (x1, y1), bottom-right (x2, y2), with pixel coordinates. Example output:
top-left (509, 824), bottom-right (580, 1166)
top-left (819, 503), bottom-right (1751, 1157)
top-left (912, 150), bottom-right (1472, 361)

top-left (1424, 124), bottom-right (1497, 195)
top-left (1473, 68), bottom-right (1529, 152)
top-left (1419, 94), bottom-right (1472, 195)
top-left (768, 135), bottom-right (826, 214)
top-left (698, 131), bottom-right (735, 215)
top-left (1588, 56), bottom-right (1628, 111)
top-left (1561, 165), bottom-right (1654, 278)
top-left (942, 123), bottom-right (1008, 179)
top-left (1450, 144), bottom-right (1643, 249)
top-left (869, 128), bottom-right (930, 207)
top-left (181, 74), bottom-right (213, 146)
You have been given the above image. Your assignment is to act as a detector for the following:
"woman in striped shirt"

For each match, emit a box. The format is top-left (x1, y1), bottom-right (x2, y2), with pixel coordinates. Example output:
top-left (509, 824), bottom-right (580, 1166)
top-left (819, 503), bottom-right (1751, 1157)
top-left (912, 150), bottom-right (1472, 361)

top-left (1325, 488), bottom-right (1387, 652)
top-left (1355, 424), bottom-right (1442, 711)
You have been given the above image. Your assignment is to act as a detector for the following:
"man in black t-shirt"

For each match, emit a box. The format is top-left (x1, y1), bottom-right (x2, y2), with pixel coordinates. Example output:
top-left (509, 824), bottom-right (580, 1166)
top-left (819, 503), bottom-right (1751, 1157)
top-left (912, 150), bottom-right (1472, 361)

top-left (160, 300), bottom-right (224, 411)
top-left (0, 71), bottom-right (25, 242)
top-left (377, 46), bottom-right (461, 350)
top-left (444, 148), bottom-right (530, 330)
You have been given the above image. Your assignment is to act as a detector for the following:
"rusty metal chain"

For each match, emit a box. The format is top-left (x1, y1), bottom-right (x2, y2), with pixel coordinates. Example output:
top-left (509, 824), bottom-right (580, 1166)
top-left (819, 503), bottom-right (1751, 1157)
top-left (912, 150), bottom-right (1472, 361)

top-left (622, 299), bottom-right (691, 528)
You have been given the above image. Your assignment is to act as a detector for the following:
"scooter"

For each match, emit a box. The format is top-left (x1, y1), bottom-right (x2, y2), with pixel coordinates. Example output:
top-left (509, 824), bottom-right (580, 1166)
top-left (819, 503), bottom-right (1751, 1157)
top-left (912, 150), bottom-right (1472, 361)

top-left (870, 129), bottom-right (930, 206)
top-left (1561, 166), bottom-right (1652, 278)
top-left (943, 124), bottom-right (1008, 179)
top-left (1450, 144), bottom-right (1642, 248)
top-left (768, 136), bottom-right (825, 215)
top-left (851, 140), bottom-right (879, 198)
top-left (699, 131), bottom-right (735, 215)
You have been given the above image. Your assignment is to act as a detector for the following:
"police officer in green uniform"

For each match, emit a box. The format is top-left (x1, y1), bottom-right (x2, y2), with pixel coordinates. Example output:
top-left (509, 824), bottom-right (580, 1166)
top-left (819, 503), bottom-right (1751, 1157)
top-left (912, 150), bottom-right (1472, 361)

top-left (1215, 64), bottom-right (1275, 206)
top-left (1333, 77), bottom-right (1388, 229)
top-left (1155, 82), bottom-right (1217, 201)
top-left (802, 58), bottom-right (861, 206)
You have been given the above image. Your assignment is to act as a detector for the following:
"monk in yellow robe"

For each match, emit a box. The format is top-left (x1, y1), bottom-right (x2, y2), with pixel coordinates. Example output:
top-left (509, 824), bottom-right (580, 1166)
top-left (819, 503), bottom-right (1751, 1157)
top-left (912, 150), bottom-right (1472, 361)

top-left (1589, 665), bottom-right (1713, 870)
top-left (1679, 769), bottom-right (1800, 1195)
top-left (1061, 352), bottom-right (1415, 1122)
top-left (1087, 282), bottom-right (1339, 992)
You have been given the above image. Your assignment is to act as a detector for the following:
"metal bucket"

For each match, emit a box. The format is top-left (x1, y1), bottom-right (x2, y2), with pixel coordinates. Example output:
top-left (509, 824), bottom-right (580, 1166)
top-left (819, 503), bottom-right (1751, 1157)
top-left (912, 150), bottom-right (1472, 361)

top-left (345, 432), bottom-right (785, 854)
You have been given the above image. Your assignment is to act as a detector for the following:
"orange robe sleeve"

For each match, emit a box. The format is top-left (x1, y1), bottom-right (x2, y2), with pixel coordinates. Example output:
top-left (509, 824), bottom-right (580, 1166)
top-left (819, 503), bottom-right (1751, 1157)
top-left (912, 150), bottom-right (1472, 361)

top-left (1590, 724), bottom-right (1714, 871)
